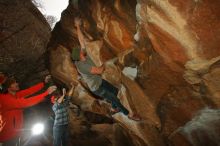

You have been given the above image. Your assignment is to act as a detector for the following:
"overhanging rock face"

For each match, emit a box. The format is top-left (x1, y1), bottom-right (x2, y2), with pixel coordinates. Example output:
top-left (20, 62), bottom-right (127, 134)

top-left (48, 0), bottom-right (220, 145)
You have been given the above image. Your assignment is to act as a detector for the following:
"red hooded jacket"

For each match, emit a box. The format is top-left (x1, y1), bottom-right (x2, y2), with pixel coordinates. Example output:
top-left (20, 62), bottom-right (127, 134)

top-left (0, 82), bottom-right (49, 142)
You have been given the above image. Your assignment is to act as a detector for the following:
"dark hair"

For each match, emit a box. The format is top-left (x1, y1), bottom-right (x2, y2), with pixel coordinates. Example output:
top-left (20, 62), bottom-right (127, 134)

top-left (3, 77), bottom-right (16, 89)
top-left (52, 89), bottom-right (62, 98)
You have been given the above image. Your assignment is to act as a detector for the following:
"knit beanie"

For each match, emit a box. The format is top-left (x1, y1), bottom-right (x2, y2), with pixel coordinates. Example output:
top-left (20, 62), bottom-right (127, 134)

top-left (72, 48), bottom-right (80, 61)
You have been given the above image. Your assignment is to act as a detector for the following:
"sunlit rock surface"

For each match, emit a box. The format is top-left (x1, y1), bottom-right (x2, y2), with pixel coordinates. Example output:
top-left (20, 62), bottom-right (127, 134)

top-left (46, 0), bottom-right (220, 145)
top-left (0, 0), bottom-right (51, 85)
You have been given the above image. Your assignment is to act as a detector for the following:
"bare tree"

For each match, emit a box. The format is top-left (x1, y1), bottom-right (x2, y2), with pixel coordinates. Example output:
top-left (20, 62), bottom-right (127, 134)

top-left (45, 15), bottom-right (57, 28)
top-left (31, 0), bottom-right (57, 29)
top-left (31, 0), bottom-right (44, 10)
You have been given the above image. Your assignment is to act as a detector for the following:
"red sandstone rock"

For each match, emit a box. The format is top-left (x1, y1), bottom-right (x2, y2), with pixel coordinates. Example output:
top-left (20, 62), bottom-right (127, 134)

top-left (48, 0), bottom-right (220, 146)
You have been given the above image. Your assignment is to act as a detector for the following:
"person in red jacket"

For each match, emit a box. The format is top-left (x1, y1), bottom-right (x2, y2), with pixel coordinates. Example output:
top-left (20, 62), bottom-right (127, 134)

top-left (0, 75), bottom-right (57, 146)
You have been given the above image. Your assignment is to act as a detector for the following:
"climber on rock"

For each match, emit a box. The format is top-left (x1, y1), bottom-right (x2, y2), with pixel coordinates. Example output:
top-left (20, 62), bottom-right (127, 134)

top-left (0, 75), bottom-right (57, 146)
top-left (51, 83), bottom-right (75, 146)
top-left (72, 17), bottom-right (141, 121)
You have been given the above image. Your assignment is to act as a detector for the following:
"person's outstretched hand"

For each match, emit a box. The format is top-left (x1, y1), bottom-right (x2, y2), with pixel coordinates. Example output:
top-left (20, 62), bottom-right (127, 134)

top-left (62, 88), bottom-right (67, 96)
top-left (74, 17), bottom-right (82, 27)
top-left (70, 82), bottom-right (75, 88)
top-left (47, 86), bottom-right (57, 94)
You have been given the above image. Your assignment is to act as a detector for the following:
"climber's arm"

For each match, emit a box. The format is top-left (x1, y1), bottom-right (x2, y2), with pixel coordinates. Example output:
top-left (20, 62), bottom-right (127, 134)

top-left (75, 18), bottom-right (86, 49)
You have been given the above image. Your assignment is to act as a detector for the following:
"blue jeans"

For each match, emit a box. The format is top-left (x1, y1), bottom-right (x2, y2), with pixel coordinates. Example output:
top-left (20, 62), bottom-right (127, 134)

top-left (93, 79), bottom-right (129, 115)
top-left (53, 125), bottom-right (69, 146)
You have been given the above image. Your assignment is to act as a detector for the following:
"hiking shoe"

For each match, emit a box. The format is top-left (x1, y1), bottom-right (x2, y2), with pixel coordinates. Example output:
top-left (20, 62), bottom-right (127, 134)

top-left (128, 114), bottom-right (141, 121)
top-left (111, 108), bottom-right (120, 115)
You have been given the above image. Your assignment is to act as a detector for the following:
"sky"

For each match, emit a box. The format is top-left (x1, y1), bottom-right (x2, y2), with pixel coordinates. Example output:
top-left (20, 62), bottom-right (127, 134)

top-left (33, 0), bottom-right (69, 21)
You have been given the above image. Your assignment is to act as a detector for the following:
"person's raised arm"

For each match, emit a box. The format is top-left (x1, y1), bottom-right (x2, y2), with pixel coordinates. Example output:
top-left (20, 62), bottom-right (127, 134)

top-left (18, 75), bottom-right (52, 97)
top-left (1, 86), bottom-right (56, 110)
top-left (57, 88), bottom-right (66, 104)
top-left (67, 83), bottom-right (75, 97)
top-left (18, 82), bottom-right (44, 98)
top-left (75, 17), bottom-right (86, 49)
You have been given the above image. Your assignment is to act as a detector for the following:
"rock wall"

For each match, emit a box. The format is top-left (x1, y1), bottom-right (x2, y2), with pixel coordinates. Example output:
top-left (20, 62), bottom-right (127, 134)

top-left (48, 0), bottom-right (220, 146)
top-left (0, 0), bottom-right (51, 86)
